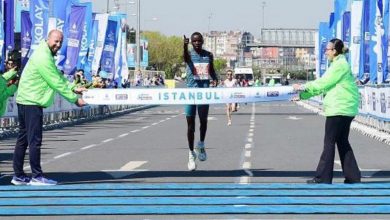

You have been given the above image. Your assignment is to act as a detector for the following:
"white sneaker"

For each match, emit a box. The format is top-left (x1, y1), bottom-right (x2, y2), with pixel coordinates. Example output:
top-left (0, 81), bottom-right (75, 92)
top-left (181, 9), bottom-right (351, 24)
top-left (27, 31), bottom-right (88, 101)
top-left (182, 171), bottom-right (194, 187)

top-left (188, 150), bottom-right (197, 171)
top-left (28, 176), bottom-right (57, 186)
top-left (196, 142), bottom-right (207, 161)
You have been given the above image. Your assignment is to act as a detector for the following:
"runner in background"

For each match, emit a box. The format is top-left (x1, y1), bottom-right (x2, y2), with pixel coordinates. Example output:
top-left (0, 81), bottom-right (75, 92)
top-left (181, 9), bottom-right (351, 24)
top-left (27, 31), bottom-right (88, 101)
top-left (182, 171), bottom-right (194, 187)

top-left (223, 69), bottom-right (238, 126)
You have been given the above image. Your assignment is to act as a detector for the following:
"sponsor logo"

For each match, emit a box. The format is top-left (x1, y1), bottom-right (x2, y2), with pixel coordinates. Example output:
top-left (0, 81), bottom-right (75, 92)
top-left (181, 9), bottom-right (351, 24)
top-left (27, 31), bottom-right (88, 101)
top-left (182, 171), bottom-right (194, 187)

top-left (83, 95), bottom-right (95, 99)
top-left (115, 94), bottom-right (129, 100)
top-left (230, 92), bottom-right (245, 99)
top-left (267, 91), bottom-right (279, 97)
top-left (137, 94), bottom-right (153, 100)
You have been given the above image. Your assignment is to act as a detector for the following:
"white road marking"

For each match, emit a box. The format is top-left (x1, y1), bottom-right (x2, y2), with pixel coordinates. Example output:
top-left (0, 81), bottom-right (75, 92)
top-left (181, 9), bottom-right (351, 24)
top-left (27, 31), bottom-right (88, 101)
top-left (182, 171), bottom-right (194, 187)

top-left (131, 129), bottom-right (140, 133)
top-left (245, 144), bottom-right (252, 149)
top-left (103, 161), bottom-right (148, 179)
top-left (102, 138), bottom-right (113, 143)
top-left (287, 116), bottom-right (302, 120)
top-left (245, 151), bottom-right (251, 157)
top-left (152, 123), bottom-right (158, 126)
top-left (118, 133), bottom-right (129, 138)
top-left (54, 152), bottom-right (72, 159)
top-left (81, 144), bottom-right (97, 150)
top-left (247, 138), bottom-right (253, 143)
top-left (142, 126), bottom-right (149, 129)
top-left (243, 162), bottom-right (251, 169)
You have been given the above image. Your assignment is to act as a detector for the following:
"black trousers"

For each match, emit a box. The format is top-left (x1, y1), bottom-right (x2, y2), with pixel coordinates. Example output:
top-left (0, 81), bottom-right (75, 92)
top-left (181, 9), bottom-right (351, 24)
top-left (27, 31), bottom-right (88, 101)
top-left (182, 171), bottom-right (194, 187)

top-left (315, 116), bottom-right (361, 183)
top-left (13, 104), bottom-right (43, 178)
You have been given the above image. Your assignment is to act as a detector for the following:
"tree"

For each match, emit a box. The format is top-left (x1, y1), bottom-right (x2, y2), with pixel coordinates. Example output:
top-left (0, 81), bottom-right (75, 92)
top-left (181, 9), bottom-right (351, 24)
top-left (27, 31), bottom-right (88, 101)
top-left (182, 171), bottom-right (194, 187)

top-left (213, 58), bottom-right (227, 74)
top-left (142, 31), bottom-right (183, 79)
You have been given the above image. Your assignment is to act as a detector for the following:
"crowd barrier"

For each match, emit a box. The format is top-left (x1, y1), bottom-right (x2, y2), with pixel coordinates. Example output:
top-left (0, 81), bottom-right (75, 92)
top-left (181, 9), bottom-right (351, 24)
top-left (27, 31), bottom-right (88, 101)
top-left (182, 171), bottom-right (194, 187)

top-left (307, 85), bottom-right (390, 133)
top-left (0, 94), bottom-right (144, 132)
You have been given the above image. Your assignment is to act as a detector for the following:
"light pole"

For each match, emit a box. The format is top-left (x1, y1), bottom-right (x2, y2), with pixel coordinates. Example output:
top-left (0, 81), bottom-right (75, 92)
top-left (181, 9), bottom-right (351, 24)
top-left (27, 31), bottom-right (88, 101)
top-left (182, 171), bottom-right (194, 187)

top-left (261, 1), bottom-right (266, 30)
top-left (207, 13), bottom-right (213, 33)
top-left (136, 0), bottom-right (141, 71)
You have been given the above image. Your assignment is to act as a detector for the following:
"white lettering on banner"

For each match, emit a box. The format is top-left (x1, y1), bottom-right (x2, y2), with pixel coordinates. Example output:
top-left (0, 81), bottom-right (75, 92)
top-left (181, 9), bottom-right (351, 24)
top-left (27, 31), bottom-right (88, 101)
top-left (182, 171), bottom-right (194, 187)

top-left (79, 24), bottom-right (88, 57)
top-left (82, 87), bottom-right (298, 105)
top-left (34, 5), bottom-right (44, 43)
top-left (103, 45), bottom-right (115, 52)
top-left (193, 63), bottom-right (210, 80)
top-left (56, 19), bottom-right (64, 31)
top-left (67, 38), bottom-right (80, 47)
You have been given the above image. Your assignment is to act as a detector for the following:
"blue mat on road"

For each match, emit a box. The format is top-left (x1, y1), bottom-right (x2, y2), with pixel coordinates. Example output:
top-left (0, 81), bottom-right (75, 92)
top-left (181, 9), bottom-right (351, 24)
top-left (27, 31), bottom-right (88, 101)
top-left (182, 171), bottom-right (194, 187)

top-left (1, 183), bottom-right (390, 215)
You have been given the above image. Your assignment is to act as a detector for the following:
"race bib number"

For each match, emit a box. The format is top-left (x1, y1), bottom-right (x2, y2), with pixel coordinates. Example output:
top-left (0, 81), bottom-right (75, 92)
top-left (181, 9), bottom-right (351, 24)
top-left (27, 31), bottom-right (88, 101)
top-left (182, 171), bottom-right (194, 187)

top-left (193, 63), bottom-right (210, 80)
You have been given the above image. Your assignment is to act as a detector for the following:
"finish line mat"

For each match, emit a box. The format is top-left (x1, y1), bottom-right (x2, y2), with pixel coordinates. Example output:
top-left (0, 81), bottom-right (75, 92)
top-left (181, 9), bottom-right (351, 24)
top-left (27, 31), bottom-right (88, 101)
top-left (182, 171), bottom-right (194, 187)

top-left (1, 183), bottom-right (390, 215)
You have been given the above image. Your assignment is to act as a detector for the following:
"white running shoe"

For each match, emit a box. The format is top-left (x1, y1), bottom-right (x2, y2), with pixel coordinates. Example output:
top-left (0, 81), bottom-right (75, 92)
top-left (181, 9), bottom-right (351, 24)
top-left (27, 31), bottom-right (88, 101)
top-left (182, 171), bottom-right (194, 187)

top-left (227, 120), bottom-right (232, 126)
top-left (28, 176), bottom-right (57, 186)
top-left (196, 142), bottom-right (207, 161)
top-left (188, 150), bottom-right (197, 171)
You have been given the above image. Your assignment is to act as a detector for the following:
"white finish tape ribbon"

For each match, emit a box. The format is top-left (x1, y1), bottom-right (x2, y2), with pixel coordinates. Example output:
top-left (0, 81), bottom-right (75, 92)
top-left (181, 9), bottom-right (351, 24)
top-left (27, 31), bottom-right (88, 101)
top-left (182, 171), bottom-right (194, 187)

top-left (82, 86), bottom-right (297, 105)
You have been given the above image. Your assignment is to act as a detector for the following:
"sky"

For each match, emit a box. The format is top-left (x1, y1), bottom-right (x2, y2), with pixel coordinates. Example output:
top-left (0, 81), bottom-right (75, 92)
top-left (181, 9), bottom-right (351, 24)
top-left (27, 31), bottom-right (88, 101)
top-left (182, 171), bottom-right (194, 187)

top-left (90, 0), bottom-right (333, 38)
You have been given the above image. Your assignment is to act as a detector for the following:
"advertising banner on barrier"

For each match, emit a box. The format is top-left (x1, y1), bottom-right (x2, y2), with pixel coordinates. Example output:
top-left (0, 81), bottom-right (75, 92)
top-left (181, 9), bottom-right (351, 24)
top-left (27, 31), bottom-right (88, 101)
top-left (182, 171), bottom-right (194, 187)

top-left (82, 87), bottom-right (297, 105)
top-left (63, 5), bottom-right (86, 76)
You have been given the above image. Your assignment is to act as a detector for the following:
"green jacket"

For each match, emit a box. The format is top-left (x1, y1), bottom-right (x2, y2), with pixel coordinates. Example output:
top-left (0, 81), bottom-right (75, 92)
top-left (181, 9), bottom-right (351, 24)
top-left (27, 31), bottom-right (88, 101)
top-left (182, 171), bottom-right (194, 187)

top-left (300, 54), bottom-right (359, 117)
top-left (16, 41), bottom-right (78, 107)
top-left (0, 69), bottom-right (17, 117)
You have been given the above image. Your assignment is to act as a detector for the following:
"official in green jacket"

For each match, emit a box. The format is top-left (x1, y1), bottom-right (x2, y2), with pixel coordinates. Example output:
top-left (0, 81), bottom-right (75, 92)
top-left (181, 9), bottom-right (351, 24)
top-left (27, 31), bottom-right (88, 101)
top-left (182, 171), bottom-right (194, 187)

top-left (0, 69), bottom-right (18, 117)
top-left (293, 38), bottom-right (361, 184)
top-left (12, 30), bottom-right (86, 186)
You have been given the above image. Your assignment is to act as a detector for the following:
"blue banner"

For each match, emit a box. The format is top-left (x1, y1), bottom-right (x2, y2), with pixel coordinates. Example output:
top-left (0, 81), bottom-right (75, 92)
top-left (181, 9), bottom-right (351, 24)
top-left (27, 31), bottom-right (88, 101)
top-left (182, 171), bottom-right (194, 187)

top-left (0, 2), bottom-right (4, 71)
top-left (84, 14), bottom-right (98, 80)
top-left (5, 0), bottom-right (15, 54)
top-left (127, 43), bottom-right (136, 68)
top-left (100, 19), bottom-right (117, 79)
top-left (21, 10), bottom-right (32, 69)
top-left (360, 0), bottom-right (371, 81)
top-left (141, 39), bottom-right (149, 68)
top-left (29, 0), bottom-right (49, 56)
top-left (329, 12), bottom-right (336, 38)
top-left (16, 0), bottom-right (30, 32)
top-left (63, 5), bottom-right (86, 76)
top-left (51, 0), bottom-right (73, 69)
top-left (319, 22), bottom-right (330, 77)
top-left (369, 0), bottom-right (384, 83)
top-left (76, 2), bottom-right (92, 73)
top-left (342, 11), bottom-right (351, 46)
top-left (384, 0), bottom-right (390, 81)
